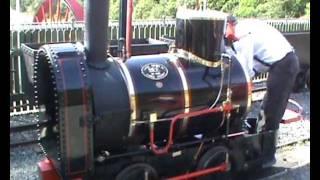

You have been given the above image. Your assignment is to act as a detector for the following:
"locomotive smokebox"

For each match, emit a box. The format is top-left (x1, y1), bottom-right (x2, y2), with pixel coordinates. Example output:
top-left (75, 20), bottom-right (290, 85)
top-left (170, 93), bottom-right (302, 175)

top-left (84, 0), bottom-right (109, 66)
top-left (175, 9), bottom-right (227, 62)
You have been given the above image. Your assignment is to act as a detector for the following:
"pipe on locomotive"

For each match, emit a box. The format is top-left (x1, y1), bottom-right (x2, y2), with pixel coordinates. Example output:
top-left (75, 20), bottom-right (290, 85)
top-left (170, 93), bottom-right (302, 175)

top-left (118, 0), bottom-right (127, 57)
top-left (149, 102), bottom-right (237, 155)
top-left (126, 0), bottom-right (133, 58)
top-left (84, 0), bottom-right (109, 67)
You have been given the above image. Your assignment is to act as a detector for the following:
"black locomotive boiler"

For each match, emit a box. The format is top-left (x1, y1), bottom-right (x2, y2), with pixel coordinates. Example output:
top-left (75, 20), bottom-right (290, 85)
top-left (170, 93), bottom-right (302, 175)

top-left (21, 1), bottom-right (278, 180)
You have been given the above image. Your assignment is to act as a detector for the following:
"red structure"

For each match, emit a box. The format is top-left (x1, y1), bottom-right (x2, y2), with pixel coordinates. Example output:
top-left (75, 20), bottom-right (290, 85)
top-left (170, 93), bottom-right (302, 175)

top-left (34, 0), bottom-right (84, 22)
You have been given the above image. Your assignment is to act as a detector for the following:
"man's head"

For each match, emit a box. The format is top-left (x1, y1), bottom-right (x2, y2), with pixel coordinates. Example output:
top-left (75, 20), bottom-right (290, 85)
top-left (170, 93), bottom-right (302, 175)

top-left (225, 14), bottom-right (239, 41)
top-left (227, 14), bottom-right (237, 25)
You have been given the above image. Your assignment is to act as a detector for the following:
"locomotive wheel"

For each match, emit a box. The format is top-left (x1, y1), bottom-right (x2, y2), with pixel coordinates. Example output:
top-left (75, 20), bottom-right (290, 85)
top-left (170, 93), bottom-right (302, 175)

top-left (115, 163), bottom-right (159, 180)
top-left (196, 146), bottom-right (232, 180)
top-left (34, 0), bottom-right (84, 22)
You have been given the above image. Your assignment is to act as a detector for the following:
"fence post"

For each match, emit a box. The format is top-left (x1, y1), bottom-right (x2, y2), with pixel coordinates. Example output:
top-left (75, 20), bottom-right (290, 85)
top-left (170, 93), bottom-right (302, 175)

top-left (16, 0), bottom-right (23, 94)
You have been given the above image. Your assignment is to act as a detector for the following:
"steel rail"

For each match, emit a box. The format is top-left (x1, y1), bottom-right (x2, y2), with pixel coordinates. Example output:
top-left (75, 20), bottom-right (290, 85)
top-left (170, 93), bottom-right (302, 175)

top-left (10, 139), bottom-right (40, 148)
top-left (276, 136), bottom-right (310, 149)
top-left (10, 121), bottom-right (49, 133)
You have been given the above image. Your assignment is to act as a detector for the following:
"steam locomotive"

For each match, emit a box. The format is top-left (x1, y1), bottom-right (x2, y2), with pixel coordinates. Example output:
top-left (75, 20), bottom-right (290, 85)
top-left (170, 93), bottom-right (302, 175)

top-left (21, 0), bottom-right (278, 179)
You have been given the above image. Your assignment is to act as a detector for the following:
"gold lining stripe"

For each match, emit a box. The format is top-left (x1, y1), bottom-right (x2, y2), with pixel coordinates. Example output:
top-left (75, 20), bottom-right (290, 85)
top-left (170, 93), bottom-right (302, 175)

top-left (117, 60), bottom-right (137, 137)
top-left (175, 49), bottom-right (222, 68)
top-left (170, 57), bottom-right (190, 133)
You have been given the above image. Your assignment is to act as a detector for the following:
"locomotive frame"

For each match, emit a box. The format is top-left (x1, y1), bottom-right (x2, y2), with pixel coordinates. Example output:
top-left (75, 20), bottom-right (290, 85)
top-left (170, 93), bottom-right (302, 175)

top-left (20, 0), bottom-right (279, 179)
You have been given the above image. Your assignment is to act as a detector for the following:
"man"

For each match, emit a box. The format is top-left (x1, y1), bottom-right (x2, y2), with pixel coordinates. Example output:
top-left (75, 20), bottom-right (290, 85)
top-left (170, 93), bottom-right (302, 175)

top-left (225, 15), bottom-right (300, 166)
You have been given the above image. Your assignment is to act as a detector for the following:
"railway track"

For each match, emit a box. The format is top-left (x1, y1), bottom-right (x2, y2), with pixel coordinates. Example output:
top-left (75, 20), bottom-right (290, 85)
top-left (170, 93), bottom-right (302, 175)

top-left (10, 114), bottom-right (46, 148)
top-left (10, 133), bottom-right (310, 180)
top-left (254, 140), bottom-right (310, 180)
top-left (277, 136), bottom-right (310, 149)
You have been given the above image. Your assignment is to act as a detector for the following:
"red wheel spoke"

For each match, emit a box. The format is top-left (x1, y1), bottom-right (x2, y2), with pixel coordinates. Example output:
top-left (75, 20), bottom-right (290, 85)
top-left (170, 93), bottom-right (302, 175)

top-left (49, 0), bottom-right (52, 22)
top-left (64, 8), bottom-right (70, 22)
top-left (34, 0), bottom-right (84, 23)
top-left (41, 6), bottom-right (46, 23)
top-left (56, 0), bottom-right (61, 22)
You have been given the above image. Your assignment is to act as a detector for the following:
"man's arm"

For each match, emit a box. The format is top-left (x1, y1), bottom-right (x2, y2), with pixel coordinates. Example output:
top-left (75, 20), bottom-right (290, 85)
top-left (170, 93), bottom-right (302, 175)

top-left (233, 36), bottom-right (255, 78)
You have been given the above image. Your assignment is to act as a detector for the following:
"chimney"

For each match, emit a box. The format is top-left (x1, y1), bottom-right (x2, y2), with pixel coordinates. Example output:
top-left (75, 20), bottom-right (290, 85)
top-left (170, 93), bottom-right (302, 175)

top-left (84, 0), bottom-right (110, 67)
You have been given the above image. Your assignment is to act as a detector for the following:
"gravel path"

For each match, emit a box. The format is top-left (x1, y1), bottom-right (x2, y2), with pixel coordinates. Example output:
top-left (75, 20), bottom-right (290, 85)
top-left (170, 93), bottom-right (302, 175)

top-left (248, 90), bottom-right (310, 180)
top-left (10, 146), bottom-right (43, 180)
top-left (10, 90), bottom-right (310, 180)
top-left (262, 141), bottom-right (310, 180)
top-left (248, 90), bottom-right (310, 147)
top-left (10, 114), bottom-right (41, 180)
top-left (271, 165), bottom-right (310, 180)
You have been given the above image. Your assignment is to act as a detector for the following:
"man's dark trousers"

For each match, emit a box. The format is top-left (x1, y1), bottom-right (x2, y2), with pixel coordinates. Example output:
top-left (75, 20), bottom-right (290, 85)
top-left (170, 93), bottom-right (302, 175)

top-left (260, 51), bottom-right (300, 167)
top-left (263, 51), bottom-right (300, 131)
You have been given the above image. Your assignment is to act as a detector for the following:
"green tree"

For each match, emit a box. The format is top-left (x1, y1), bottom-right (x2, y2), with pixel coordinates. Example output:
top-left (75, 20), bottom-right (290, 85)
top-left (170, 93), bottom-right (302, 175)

top-left (177, 0), bottom-right (197, 9)
top-left (234, 0), bottom-right (260, 17)
top-left (134, 0), bottom-right (157, 19)
top-left (164, 0), bottom-right (178, 18)
top-left (220, 0), bottom-right (239, 13)
top-left (149, 5), bottom-right (166, 19)
top-left (207, 0), bottom-right (310, 18)
top-left (255, 0), bottom-right (309, 18)
top-left (110, 0), bottom-right (120, 20)
top-left (149, 0), bottom-right (177, 19)
top-left (305, 2), bottom-right (310, 17)
top-left (10, 0), bottom-right (42, 13)
top-left (255, 0), bottom-right (286, 18)
top-left (282, 0), bottom-right (309, 18)
top-left (207, 0), bottom-right (228, 10)
top-left (10, 0), bottom-right (16, 9)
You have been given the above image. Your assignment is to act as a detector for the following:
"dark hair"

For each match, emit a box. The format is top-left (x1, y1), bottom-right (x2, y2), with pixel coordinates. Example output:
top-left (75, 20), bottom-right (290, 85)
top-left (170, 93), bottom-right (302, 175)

top-left (227, 15), bottom-right (237, 24)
